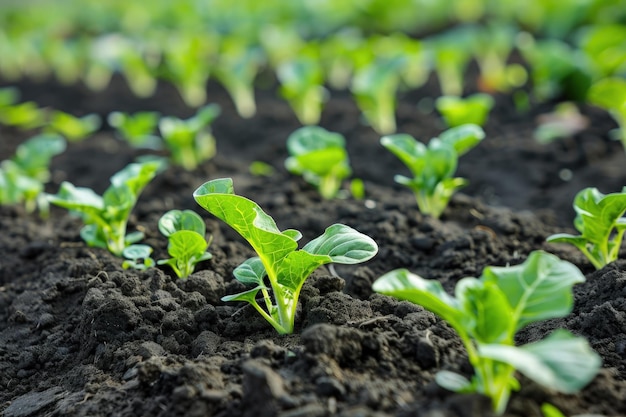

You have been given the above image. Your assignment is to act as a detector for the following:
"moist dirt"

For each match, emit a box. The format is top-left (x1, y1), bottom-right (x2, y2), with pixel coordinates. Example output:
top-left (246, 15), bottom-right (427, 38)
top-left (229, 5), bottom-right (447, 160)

top-left (0, 75), bottom-right (625, 417)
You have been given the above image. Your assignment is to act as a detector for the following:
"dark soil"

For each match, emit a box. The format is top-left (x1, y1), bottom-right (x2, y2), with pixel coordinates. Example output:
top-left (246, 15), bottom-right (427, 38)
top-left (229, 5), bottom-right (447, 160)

top-left (1, 74), bottom-right (625, 417)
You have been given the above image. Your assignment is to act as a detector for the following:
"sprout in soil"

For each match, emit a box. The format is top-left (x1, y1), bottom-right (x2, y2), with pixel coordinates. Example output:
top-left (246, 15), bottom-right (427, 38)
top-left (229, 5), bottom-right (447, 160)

top-left (373, 250), bottom-right (600, 415)
top-left (47, 160), bottom-right (163, 256)
top-left (122, 244), bottom-right (155, 271)
top-left (157, 209), bottom-right (212, 279)
top-left (547, 186), bottom-right (626, 270)
top-left (108, 111), bottom-right (161, 149)
top-left (381, 124), bottom-right (485, 218)
top-left (46, 110), bottom-right (101, 142)
top-left (194, 178), bottom-right (378, 334)
top-left (435, 93), bottom-right (494, 128)
top-left (285, 126), bottom-right (352, 199)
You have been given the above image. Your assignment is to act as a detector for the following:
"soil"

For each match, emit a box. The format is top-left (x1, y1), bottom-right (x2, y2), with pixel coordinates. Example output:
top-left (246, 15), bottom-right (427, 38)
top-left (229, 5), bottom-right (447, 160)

top-left (1, 73), bottom-right (625, 417)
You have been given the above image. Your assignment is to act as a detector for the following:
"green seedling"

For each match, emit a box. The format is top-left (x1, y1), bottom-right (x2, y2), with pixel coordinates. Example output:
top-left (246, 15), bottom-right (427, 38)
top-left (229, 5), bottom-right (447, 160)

top-left (578, 24), bottom-right (626, 78)
top-left (158, 104), bottom-right (220, 170)
top-left (320, 28), bottom-right (364, 90)
top-left (0, 133), bottom-right (66, 215)
top-left (122, 244), bottom-right (155, 271)
top-left (157, 209), bottom-right (212, 279)
top-left (352, 57), bottom-right (404, 135)
top-left (285, 126), bottom-right (352, 199)
top-left (547, 187), bottom-right (626, 270)
top-left (277, 46), bottom-right (326, 125)
top-left (194, 178), bottom-right (378, 334)
top-left (587, 77), bottom-right (626, 148)
top-left (47, 110), bottom-right (101, 142)
top-left (48, 160), bottom-right (162, 256)
top-left (214, 37), bottom-right (263, 118)
top-left (381, 124), bottom-right (485, 218)
top-left (107, 111), bottom-right (161, 149)
top-left (430, 32), bottom-right (472, 96)
top-left (0, 101), bottom-right (46, 130)
top-left (369, 33), bottom-right (430, 89)
top-left (435, 93), bottom-right (494, 128)
top-left (373, 250), bottom-right (600, 415)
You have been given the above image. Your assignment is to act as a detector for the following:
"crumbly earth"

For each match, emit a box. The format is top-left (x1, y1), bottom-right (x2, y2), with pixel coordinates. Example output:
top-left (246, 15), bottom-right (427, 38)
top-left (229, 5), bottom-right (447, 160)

top-left (0, 74), bottom-right (625, 417)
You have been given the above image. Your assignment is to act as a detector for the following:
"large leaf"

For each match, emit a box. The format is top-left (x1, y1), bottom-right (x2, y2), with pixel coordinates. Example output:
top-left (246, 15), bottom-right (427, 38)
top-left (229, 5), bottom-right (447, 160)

top-left (479, 330), bottom-right (601, 393)
top-left (302, 224), bottom-right (378, 264)
top-left (193, 178), bottom-right (299, 276)
top-left (372, 269), bottom-right (467, 331)
top-left (481, 251), bottom-right (585, 332)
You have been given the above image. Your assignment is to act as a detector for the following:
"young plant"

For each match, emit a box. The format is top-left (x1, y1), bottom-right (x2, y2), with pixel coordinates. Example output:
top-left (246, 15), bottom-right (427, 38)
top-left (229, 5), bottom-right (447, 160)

top-left (277, 45), bottom-right (326, 125)
top-left (193, 178), bottom-right (378, 334)
top-left (430, 31), bottom-right (472, 96)
top-left (285, 126), bottom-right (352, 199)
top-left (0, 133), bottom-right (66, 214)
top-left (381, 124), bottom-right (485, 218)
top-left (122, 244), bottom-right (155, 271)
top-left (107, 111), bottom-right (161, 149)
top-left (46, 110), bottom-right (101, 142)
top-left (214, 37), bottom-right (263, 118)
top-left (158, 104), bottom-right (220, 170)
top-left (0, 101), bottom-right (47, 130)
top-left (587, 77), bottom-right (626, 148)
top-left (47, 160), bottom-right (162, 256)
top-left (351, 57), bottom-right (404, 135)
top-left (435, 93), bottom-right (494, 128)
top-left (157, 209), bottom-right (212, 279)
top-left (547, 187), bottom-right (626, 270)
top-left (373, 250), bottom-right (600, 415)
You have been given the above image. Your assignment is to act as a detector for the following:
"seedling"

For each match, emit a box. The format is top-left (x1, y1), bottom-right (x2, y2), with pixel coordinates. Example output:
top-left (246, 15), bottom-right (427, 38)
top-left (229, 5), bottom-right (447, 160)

top-left (158, 104), bottom-right (220, 170)
top-left (352, 57), bottom-right (404, 135)
top-left (587, 77), bottom-right (626, 148)
top-left (157, 209), bottom-right (212, 279)
top-left (0, 101), bottom-right (46, 130)
top-left (194, 178), bottom-right (378, 334)
top-left (547, 187), bottom-right (626, 269)
top-left (381, 124), bottom-right (485, 218)
top-left (107, 111), bottom-right (161, 149)
top-left (215, 37), bottom-right (263, 118)
top-left (285, 126), bottom-right (352, 199)
top-left (122, 244), bottom-right (155, 271)
top-left (47, 110), bottom-right (101, 142)
top-left (373, 251), bottom-right (600, 415)
top-left (47, 160), bottom-right (162, 256)
top-left (277, 46), bottom-right (326, 125)
top-left (435, 93), bottom-right (494, 128)
top-left (0, 133), bottom-right (66, 215)
top-left (431, 32), bottom-right (472, 96)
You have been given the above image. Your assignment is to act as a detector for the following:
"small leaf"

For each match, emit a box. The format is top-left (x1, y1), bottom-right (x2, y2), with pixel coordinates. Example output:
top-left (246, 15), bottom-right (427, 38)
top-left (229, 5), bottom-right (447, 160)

top-left (122, 244), bottom-right (153, 260)
top-left (159, 209), bottom-right (206, 237)
top-left (233, 257), bottom-right (267, 285)
top-left (438, 123), bottom-right (486, 155)
top-left (167, 230), bottom-right (208, 260)
top-left (435, 371), bottom-right (474, 393)
top-left (302, 224), bottom-right (378, 264)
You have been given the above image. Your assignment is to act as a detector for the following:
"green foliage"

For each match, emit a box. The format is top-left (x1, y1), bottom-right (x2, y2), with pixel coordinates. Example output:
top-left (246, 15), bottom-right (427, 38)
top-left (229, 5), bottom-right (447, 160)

top-left (352, 57), bottom-right (404, 135)
top-left (278, 46), bottom-right (326, 125)
top-left (0, 133), bottom-right (66, 215)
top-left (578, 24), bottom-right (626, 78)
top-left (431, 30), bottom-right (473, 96)
top-left (373, 251), bottom-right (600, 415)
top-left (47, 160), bottom-right (162, 256)
top-left (46, 110), bottom-right (101, 142)
top-left (381, 124), bottom-right (484, 218)
top-left (158, 104), bottom-right (220, 170)
top-left (547, 187), bottom-right (626, 270)
top-left (587, 77), bottom-right (626, 148)
top-left (285, 126), bottom-right (352, 199)
top-left (107, 111), bottom-right (161, 149)
top-left (0, 101), bottom-right (46, 130)
top-left (435, 93), bottom-right (494, 127)
top-left (122, 244), bottom-right (155, 271)
top-left (157, 209), bottom-right (212, 279)
top-left (0, 87), bottom-right (19, 108)
top-left (194, 178), bottom-right (378, 334)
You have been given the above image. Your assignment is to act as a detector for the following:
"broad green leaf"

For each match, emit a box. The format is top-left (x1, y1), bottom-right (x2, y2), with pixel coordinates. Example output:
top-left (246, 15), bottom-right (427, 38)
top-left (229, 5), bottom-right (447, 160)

top-left (372, 269), bottom-right (466, 331)
top-left (573, 187), bottom-right (626, 243)
top-left (275, 250), bottom-right (330, 293)
top-left (194, 178), bottom-right (299, 272)
top-left (587, 77), bottom-right (626, 114)
top-left (479, 330), bottom-right (601, 394)
top-left (159, 209), bottom-right (206, 237)
top-left (456, 278), bottom-right (514, 344)
top-left (380, 134), bottom-right (427, 175)
top-left (122, 244), bottom-right (153, 260)
top-left (48, 181), bottom-right (104, 213)
top-left (166, 230), bottom-right (208, 260)
top-left (438, 123), bottom-right (486, 155)
top-left (110, 160), bottom-right (162, 198)
top-left (288, 147), bottom-right (348, 178)
top-left (482, 251), bottom-right (585, 332)
top-left (233, 257), bottom-right (267, 285)
top-left (13, 134), bottom-right (66, 180)
top-left (302, 224), bottom-right (378, 264)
